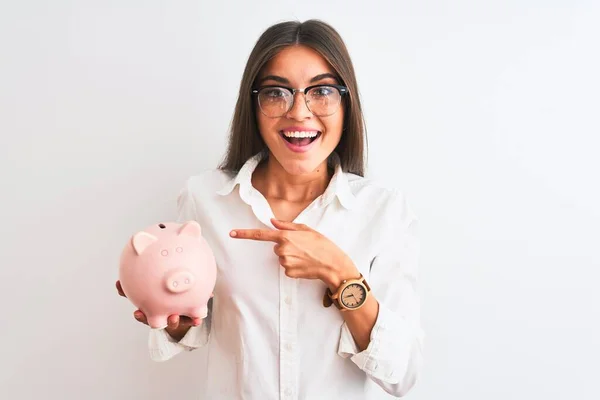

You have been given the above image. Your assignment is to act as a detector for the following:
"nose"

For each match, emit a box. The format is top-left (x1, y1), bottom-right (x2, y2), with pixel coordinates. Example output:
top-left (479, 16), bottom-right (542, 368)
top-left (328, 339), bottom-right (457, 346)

top-left (164, 268), bottom-right (196, 293)
top-left (285, 92), bottom-right (312, 121)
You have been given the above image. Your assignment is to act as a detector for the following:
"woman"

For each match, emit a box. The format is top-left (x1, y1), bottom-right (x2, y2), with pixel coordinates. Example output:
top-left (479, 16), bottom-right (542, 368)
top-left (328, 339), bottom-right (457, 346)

top-left (116, 19), bottom-right (424, 399)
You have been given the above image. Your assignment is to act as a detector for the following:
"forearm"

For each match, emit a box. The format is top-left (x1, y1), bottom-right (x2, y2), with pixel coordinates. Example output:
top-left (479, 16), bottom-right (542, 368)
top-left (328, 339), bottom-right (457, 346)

top-left (323, 257), bottom-right (379, 351)
top-left (339, 293), bottom-right (379, 351)
top-left (166, 325), bottom-right (191, 342)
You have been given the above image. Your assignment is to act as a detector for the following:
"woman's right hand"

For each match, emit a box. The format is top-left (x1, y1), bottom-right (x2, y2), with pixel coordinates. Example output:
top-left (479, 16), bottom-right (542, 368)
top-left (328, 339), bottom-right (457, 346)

top-left (115, 280), bottom-right (200, 341)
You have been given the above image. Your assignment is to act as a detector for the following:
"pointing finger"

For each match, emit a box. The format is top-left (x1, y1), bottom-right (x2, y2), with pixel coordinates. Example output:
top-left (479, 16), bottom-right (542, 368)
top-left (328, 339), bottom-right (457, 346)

top-left (230, 229), bottom-right (282, 242)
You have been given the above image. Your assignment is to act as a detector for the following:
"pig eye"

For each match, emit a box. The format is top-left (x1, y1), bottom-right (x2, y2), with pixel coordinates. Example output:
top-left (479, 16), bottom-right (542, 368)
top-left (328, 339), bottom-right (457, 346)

top-left (161, 250), bottom-right (168, 256)
top-left (176, 247), bottom-right (183, 253)
top-left (158, 223), bottom-right (166, 229)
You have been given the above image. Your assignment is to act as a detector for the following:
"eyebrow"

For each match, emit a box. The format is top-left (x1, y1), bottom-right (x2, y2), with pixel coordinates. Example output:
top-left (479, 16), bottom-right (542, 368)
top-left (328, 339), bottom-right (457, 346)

top-left (258, 73), bottom-right (339, 85)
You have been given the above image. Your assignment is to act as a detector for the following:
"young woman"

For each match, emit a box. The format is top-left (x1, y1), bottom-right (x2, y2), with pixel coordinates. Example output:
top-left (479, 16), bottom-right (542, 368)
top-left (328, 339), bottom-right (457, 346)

top-left (116, 19), bottom-right (424, 399)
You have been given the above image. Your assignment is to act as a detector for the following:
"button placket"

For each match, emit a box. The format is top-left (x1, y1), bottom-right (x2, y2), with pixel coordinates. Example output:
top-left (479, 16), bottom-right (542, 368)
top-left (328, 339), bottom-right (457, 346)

top-left (279, 262), bottom-right (298, 400)
top-left (270, 190), bottom-right (321, 400)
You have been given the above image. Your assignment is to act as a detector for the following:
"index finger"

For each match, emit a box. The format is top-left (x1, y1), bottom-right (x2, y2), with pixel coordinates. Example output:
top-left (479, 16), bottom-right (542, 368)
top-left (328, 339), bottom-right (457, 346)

top-left (230, 229), bottom-right (282, 242)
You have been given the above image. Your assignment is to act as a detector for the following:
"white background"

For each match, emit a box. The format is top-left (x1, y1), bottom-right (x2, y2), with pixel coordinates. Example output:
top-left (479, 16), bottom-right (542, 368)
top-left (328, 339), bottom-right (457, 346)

top-left (1, 1), bottom-right (598, 399)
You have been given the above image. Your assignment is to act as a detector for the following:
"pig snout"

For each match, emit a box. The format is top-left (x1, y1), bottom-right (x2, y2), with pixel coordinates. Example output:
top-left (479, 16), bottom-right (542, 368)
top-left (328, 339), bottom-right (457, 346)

top-left (164, 268), bottom-right (196, 293)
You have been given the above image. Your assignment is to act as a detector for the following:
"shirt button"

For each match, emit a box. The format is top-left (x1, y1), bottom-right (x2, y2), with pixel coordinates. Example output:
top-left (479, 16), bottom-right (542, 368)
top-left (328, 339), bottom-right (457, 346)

top-left (285, 296), bottom-right (292, 305)
top-left (285, 388), bottom-right (292, 396)
top-left (285, 343), bottom-right (293, 351)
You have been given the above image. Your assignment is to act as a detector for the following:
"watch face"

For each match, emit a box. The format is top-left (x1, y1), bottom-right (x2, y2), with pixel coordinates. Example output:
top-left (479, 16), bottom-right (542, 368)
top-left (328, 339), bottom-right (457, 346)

top-left (340, 283), bottom-right (366, 308)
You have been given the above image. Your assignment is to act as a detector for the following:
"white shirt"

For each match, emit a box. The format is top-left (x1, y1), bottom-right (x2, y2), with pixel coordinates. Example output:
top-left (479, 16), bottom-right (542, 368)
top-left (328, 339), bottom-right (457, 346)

top-left (148, 151), bottom-right (424, 399)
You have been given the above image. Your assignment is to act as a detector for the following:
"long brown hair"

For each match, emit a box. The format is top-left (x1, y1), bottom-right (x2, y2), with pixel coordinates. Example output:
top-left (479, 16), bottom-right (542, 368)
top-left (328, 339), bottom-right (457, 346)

top-left (217, 19), bottom-right (367, 176)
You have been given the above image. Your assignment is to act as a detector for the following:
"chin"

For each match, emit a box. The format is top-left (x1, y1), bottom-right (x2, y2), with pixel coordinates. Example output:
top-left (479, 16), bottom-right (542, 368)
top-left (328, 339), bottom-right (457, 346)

top-left (280, 158), bottom-right (321, 175)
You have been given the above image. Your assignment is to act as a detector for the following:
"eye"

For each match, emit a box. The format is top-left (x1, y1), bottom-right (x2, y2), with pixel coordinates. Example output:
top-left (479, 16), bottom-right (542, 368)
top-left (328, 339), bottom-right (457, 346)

top-left (311, 86), bottom-right (334, 97)
top-left (263, 87), bottom-right (288, 98)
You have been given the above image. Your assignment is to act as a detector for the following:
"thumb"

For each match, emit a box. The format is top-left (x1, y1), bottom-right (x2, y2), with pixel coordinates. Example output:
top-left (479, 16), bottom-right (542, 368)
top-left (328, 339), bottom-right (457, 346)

top-left (167, 315), bottom-right (180, 329)
top-left (271, 218), bottom-right (310, 231)
top-left (116, 280), bottom-right (127, 297)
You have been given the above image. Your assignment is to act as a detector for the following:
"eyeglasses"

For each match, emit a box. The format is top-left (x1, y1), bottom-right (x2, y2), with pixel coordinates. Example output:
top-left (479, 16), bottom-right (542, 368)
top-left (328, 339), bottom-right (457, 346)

top-left (251, 84), bottom-right (348, 118)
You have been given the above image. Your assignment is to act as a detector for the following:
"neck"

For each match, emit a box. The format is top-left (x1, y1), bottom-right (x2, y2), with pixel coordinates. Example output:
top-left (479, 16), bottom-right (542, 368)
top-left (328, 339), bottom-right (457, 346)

top-left (253, 154), bottom-right (333, 203)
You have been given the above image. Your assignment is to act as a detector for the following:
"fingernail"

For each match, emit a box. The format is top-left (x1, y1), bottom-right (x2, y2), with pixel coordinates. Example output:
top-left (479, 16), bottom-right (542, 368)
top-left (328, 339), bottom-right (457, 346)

top-left (230, 230), bottom-right (237, 237)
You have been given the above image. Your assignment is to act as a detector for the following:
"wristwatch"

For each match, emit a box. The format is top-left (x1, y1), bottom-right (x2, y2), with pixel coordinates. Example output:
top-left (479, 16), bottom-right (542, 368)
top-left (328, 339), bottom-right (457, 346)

top-left (323, 274), bottom-right (371, 311)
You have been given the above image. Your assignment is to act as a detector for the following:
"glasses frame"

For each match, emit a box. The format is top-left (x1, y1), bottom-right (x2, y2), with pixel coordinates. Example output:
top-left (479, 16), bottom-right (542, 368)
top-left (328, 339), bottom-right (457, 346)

top-left (251, 84), bottom-right (349, 118)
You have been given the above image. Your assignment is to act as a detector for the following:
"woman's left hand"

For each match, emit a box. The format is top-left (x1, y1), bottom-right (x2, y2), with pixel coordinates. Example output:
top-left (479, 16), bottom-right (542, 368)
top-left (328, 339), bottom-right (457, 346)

top-left (230, 218), bottom-right (359, 290)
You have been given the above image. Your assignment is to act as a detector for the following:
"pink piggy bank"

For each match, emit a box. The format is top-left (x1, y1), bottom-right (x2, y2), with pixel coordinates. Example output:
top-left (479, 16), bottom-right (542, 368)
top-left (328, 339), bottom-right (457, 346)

top-left (118, 220), bottom-right (217, 329)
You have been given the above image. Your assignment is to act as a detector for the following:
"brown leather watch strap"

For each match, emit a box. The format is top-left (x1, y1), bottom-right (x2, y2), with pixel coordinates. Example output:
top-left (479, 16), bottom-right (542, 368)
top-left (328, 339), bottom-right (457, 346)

top-left (324, 287), bottom-right (344, 309)
top-left (322, 290), bottom-right (333, 307)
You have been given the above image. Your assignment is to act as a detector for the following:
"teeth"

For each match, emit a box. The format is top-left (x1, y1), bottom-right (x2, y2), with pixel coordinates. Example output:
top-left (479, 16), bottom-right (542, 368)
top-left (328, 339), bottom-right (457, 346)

top-left (283, 131), bottom-right (319, 138)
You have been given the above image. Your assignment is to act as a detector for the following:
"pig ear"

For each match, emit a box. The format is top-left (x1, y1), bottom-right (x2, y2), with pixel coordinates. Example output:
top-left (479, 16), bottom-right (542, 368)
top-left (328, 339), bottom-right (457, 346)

top-left (131, 232), bottom-right (158, 255)
top-left (178, 220), bottom-right (202, 238)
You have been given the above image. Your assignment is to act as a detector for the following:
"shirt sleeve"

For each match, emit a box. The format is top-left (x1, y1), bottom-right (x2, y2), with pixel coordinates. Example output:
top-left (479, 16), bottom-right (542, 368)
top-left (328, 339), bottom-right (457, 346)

top-left (337, 190), bottom-right (425, 397)
top-left (147, 179), bottom-right (212, 362)
top-left (148, 302), bottom-right (212, 362)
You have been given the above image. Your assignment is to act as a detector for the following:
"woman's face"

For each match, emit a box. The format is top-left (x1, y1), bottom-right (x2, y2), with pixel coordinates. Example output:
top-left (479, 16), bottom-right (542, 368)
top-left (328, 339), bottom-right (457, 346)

top-left (255, 45), bottom-right (345, 175)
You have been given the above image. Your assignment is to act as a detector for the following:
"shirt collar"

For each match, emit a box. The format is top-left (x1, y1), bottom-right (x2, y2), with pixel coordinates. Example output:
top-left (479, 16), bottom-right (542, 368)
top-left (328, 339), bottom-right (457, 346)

top-left (216, 151), bottom-right (356, 210)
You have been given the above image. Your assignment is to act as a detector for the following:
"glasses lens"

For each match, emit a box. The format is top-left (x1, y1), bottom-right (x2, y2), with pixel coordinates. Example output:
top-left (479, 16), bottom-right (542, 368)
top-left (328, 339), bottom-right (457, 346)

top-left (306, 86), bottom-right (341, 116)
top-left (258, 87), bottom-right (292, 117)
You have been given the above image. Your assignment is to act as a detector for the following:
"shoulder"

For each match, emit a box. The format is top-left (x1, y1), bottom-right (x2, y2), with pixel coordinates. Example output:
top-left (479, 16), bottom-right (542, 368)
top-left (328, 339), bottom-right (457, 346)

top-left (176, 168), bottom-right (235, 215)
top-left (344, 172), bottom-right (417, 225)
top-left (182, 168), bottom-right (234, 197)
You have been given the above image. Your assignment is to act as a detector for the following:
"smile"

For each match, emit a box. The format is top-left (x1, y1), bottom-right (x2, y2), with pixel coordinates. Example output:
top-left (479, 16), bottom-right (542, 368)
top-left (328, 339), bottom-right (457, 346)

top-left (279, 130), bottom-right (322, 153)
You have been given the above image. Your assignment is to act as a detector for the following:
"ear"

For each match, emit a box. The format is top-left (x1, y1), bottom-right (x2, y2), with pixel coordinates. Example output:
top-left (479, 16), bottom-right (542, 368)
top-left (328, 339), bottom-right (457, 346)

top-left (131, 232), bottom-right (158, 255)
top-left (178, 220), bottom-right (202, 238)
